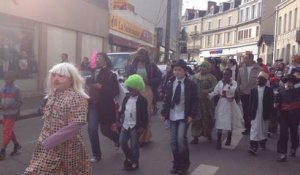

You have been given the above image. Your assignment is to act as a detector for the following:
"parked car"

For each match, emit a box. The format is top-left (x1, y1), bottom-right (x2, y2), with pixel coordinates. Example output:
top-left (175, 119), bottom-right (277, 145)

top-left (107, 52), bottom-right (133, 76)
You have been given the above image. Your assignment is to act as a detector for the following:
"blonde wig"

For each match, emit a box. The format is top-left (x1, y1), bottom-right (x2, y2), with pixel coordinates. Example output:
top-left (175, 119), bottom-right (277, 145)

top-left (46, 62), bottom-right (89, 99)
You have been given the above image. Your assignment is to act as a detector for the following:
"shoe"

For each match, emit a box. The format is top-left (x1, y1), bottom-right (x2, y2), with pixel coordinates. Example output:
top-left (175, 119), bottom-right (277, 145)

top-left (289, 149), bottom-right (296, 157)
top-left (126, 162), bottom-right (139, 171)
top-left (89, 156), bottom-right (101, 163)
top-left (242, 130), bottom-right (250, 135)
top-left (170, 168), bottom-right (179, 174)
top-left (0, 149), bottom-right (5, 160)
top-left (248, 147), bottom-right (257, 156)
top-left (10, 144), bottom-right (22, 156)
top-left (123, 159), bottom-right (131, 170)
top-left (177, 169), bottom-right (188, 175)
top-left (277, 154), bottom-right (287, 162)
top-left (225, 132), bottom-right (232, 146)
top-left (190, 138), bottom-right (199, 145)
top-left (114, 142), bottom-right (120, 150)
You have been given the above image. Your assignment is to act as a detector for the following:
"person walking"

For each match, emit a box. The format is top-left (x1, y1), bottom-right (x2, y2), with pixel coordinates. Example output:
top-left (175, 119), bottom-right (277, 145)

top-left (237, 51), bottom-right (261, 135)
top-left (247, 72), bottom-right (274, 155)
top-left (161, 60), bottom-right (198, 175)
top-left (24, 63), bottom-right (92, 174)
top-left (0, 71), bottom-right (22, 160)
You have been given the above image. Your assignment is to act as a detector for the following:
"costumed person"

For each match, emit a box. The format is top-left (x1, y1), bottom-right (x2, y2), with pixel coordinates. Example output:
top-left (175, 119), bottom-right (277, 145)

top-left (161, 59), bottom-right (198, 175)
top-left (86, 52), bottom-right (120, 162)
top-left (237, 51), bottom-right (261, 135)
top-left (275, 75), bottom-right (300, 162)
top-left (248, 71), bottom-right (274, 155)
top-left (24, 63), bottom-right (92, 174)
top-left (119, 74), bottom-right (148, 171)
top-left (190, 61), bottom-right (217, 143)
top-left (0, 72), bottom-right (22, 160)
top-left (209, 68), bottom-right (243, 150)
top-left (136, 58), bottom-right (153, 145)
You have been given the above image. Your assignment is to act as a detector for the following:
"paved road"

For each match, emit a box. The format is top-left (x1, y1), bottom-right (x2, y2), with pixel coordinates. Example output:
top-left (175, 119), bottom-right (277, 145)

top-left (0, 112), bottom-right (300, 175)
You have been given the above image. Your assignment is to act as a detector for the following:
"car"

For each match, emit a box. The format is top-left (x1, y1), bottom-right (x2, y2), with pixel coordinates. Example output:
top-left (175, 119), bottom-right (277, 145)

top-left (107, 52), bottom-right (133, 75)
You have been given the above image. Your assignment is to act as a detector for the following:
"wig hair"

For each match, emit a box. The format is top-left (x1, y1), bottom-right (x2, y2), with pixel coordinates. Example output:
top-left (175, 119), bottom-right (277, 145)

top-left (199, 60), bottom-right (212, 70)
top-left (125, 74), bottom-right (145, 91)
top-left (46, 62), bottom-right (89, 99)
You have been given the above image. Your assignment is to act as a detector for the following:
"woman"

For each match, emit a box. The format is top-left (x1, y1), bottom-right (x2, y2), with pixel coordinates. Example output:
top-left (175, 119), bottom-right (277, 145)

top-left (190, 61), bottom-right (217, 144)
top-left (24, 63), bottom-right (92, 174)
top-left (209, 68), bottom-right (243, 149)
top-left (87, 52), bottom-right (120, 162)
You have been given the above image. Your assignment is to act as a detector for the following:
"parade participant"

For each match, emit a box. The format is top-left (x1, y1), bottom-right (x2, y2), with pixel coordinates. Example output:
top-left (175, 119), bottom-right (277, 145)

top-left (275, 75), bottom-right (300, 162)
top-left (24, 63), bottom-right (92, 174)
top-left (0, 72), bottom-right (22, 160)
top-left (87, 52), bottom-right (120, 162)
top-left (190, 60), bottom-right (217, 143)
top-left (257, 58), bottom-right (270, 74)
top-left (60, 53), bottom-right (69, 63)
top-left (268, 76), bottom-right (281, 137)
top-left (119, 74), bottom-right (148, 171)
top-left (237, 51), bottom-right (261, 135)
top-left (248, 71), bottom-right (274, 155)
top-left (209, 68), bottom-right (243, 150)
top-left (161, 60), bottom-right (198, 175)
top-left (227, 58), bottom-right (238, 81)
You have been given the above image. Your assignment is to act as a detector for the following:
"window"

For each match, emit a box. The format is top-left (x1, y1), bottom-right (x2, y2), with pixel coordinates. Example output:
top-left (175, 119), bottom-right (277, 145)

top-left (194, 25), bottom-right (197, 32)
top-left (246, 7), bottom-right (249, 21)
top-left (276, 49), bottom-right (280, 59)
top-left (288, 11), bottom-right (292, 31)
top-left (281, 48), bottom-right (285, 59)
top-left (294, 8), bottom-right (298, 29)
top-left (217, 34), bottom-right (221, 44)
top-left (208, 21), bottom-right (211, 30)
top-left (262, 44), bottom-right (265, 53)
top-left (284, 14), bottom-right (287, 33)
top-left (251, 5), bottom-right (256, 19)
top-left (293, 45), bottom-right (296, 56)
top-left (257, 2), bottom-right (261, 17)
top-left (256, 26), bottom-right (260, 37)
top-left (240, 9), bottom-right (244, 22)
top-left (227, 32), bottom-right (231, 43)
top-left (244, 29), bottom-right (249, 38)
top-left (249, 28), bottom-right (252, 38)
top-left (228, 16), bottom-right (232, 26)
top-left (230, 1), bottom-right (234, 9)
top-left (218, 19), bottom-right (221, 28)
top-left (238, 31), bottom-right (244, 40)
top-left (207, 35), bottom-right (212, 46)
top-left (278, 16), bottom-right (282, 34)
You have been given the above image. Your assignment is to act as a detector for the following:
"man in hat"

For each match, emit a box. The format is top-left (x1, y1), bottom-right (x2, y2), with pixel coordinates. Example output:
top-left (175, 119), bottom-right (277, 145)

top-left (275, 75), bottom-right (300, 162)
top-left (161, 59), bottom-right (198, 175)
top-left (247, 71), bottom-right (274, 155)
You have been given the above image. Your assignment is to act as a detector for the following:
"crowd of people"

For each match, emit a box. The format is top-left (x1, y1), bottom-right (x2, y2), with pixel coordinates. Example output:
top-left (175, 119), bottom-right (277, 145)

top-left (0, 47), bottom-right (300, 175)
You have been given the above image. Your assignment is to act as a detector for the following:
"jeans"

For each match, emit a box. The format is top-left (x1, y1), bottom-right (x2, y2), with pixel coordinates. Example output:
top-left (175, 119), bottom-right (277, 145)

top-left (88, 107), bottom-right (120, 158)
top-left (170, 119), bottom-right (190, 170)
top-left (119, 127), bottom-right (139, 164)
top-left (277, 111), bottom-right (300, 154)
top-left (240, 95), bottom-right (251, 132)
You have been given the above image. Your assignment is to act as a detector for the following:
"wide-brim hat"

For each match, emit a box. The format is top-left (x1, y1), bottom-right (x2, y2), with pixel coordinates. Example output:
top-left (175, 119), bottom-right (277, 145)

top-left (125, 74), bottom-right (145, 91)
top-left (281, 75), bottom-right (297, 84)
top-left (173, 59), bottom-right (188, 70)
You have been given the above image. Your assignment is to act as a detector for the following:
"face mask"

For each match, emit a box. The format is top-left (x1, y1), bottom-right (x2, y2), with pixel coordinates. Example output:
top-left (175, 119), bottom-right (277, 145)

top-left (136, 68), bottom-right (147, 80)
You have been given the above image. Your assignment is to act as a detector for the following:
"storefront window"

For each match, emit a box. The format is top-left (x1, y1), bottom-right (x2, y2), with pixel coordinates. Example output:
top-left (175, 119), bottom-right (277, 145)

top-left (0, 19), bottom-right (37, 79)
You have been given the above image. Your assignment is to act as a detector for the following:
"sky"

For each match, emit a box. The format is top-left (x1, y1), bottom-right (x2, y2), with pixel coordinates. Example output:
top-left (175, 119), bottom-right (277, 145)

top-left (182, 0), bottom-right (225, 12)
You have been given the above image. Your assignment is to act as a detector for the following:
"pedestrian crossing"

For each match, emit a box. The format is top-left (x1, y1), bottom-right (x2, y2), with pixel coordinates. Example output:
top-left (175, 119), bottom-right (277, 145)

top-left (222, 129), bottom-right (244, 150)
top-left (191, 164), bottom-right (219, 175)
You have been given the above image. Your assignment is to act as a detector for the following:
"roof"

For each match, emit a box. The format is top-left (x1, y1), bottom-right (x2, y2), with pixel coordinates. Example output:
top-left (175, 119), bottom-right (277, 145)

top-left (257, 34), bottom-right (274, 46)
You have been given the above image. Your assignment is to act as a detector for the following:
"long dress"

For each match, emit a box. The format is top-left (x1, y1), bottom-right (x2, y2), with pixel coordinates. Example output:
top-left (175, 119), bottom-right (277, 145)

top-left (24, 89), bottom-right (92, 175)
top-left (209, 80), bottom-right (243, 131)
top-left (190, 73), bottom-right (217, 138)
top-left (250, 86), bottom-right (268, 141)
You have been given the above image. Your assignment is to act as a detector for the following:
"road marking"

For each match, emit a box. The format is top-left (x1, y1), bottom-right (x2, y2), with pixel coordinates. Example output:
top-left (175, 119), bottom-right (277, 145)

top-left (191, 164), bottom-right (219, 175)
top-left (223, 129), bottom-right (244, 149)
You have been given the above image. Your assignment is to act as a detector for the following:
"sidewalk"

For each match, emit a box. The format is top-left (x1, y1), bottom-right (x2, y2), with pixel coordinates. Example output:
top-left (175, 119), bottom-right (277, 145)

top-left (18, 96), bottom-right (44, 120)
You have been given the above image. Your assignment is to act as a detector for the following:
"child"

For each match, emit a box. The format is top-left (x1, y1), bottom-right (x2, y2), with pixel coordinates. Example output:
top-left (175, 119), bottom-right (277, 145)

top-left (209, 68), bottom-right (243, 150)
top-left (119, 74), bottom-right (148, 171)
top-left (248, 71), bottom-right (274, 155)
top-left (161, 60), bottom-right (198, 175)
top-left (0, 72), bottom-right (22, 160)
top-left (275, 75), bottom-right (300, 162)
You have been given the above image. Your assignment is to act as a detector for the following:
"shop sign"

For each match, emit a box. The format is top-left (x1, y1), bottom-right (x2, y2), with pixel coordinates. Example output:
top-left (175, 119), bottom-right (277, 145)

top-left (109, 14), bottom-right (155, 45)
top-left (210, 49), bottom-right (223, 54)
top-left (112, 0), bottom-right (128, 10)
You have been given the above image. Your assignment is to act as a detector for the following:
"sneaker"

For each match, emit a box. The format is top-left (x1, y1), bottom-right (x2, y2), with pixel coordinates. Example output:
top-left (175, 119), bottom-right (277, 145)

top-left (0, 149), bottom-right (5, 160)
top-left (277, 154), bottom-right (287, 162)
top-left (89, 157), bottom-right (101, 163)
top-left (10, 144), bottom-right (22, 156)
top-left (126, 163), bottom-right (139, 171)
top-left (248, 147), bottom-right (257, 156)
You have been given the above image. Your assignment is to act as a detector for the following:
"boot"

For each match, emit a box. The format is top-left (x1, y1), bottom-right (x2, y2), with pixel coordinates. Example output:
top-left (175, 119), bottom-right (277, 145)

top-left (216, 130), bottom-right (222, 150)
top-left (0, 149), bottom-right (5, 160)
top-left (225, 131), bottom-right (232, 146)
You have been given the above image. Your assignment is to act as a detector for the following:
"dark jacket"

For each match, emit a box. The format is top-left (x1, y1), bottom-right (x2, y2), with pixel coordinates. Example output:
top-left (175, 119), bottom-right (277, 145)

top-left (248, 86), bottom-right (274, 120)
top-left (276, 87), bottom-right (300, 113)
top-left (120, 94), bottom-right (148, 129)
top-left (87, 67), bottom-right (119, 124)
top-left (161, 76), bottom-right (198, 120)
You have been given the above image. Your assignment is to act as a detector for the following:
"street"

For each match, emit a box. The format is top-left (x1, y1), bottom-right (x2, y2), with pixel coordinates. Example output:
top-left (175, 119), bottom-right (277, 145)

top-left (0, 107), bottom-right (300, 175)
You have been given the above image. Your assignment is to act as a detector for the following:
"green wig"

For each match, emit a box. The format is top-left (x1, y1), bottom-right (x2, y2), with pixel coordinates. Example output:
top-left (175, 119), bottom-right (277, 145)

top-left (199, 60), bottom-right (212, 69)
top-left (125, 74), bottom-right (145, 91)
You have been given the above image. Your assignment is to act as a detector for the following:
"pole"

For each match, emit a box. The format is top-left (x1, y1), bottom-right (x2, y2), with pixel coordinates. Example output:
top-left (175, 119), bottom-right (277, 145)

top-left (164, 0), bottom-right (171, 63)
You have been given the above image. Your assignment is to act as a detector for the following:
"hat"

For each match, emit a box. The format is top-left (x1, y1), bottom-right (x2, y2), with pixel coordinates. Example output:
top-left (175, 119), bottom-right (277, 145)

top-left (281, 75), bottom-right (297, 84)
top-left (125, 74), bottom-right (145, 91)
top-left (173, 59), bottom-right (187, 70)
top-left (258, 71), bottom-right (269, 80)
top-left (199, 60), bottom-right (212, 69)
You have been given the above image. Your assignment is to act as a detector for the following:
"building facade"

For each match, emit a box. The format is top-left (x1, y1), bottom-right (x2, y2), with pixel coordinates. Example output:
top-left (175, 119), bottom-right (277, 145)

top-left (0, 0), bottom-right (109, 97)
top-left (274, 0), bottom-right (300, 63)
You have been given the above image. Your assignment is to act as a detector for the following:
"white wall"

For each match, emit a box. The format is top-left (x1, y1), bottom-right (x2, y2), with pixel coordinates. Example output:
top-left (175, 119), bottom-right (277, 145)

top-left (81, 34), bottom-right (104, 59)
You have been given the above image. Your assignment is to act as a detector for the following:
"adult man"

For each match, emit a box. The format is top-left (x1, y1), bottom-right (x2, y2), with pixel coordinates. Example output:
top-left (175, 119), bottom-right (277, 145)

top-left (61, 53), bottom-right (69, 63)
top-left (237, 51), bottom-right (261, 135)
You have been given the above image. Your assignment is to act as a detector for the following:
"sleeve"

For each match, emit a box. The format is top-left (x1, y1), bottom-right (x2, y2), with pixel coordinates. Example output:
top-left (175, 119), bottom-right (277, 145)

top-left (140, 97), bottom-right (148, 129)
top-left (190, 81), bottom-right (199, 119)
top-left (161, 81), bottom-right (172, 119)
top-left (10, 88), bottom-right (22, 109)
top-left (226, 81), bottom-right (238, 98)
top-left (209, 81), bottom-right (220, 99)
top-left (207, 75), bottom-right (218, 92)
top-left (42, 122), bottom-right (84, 150)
